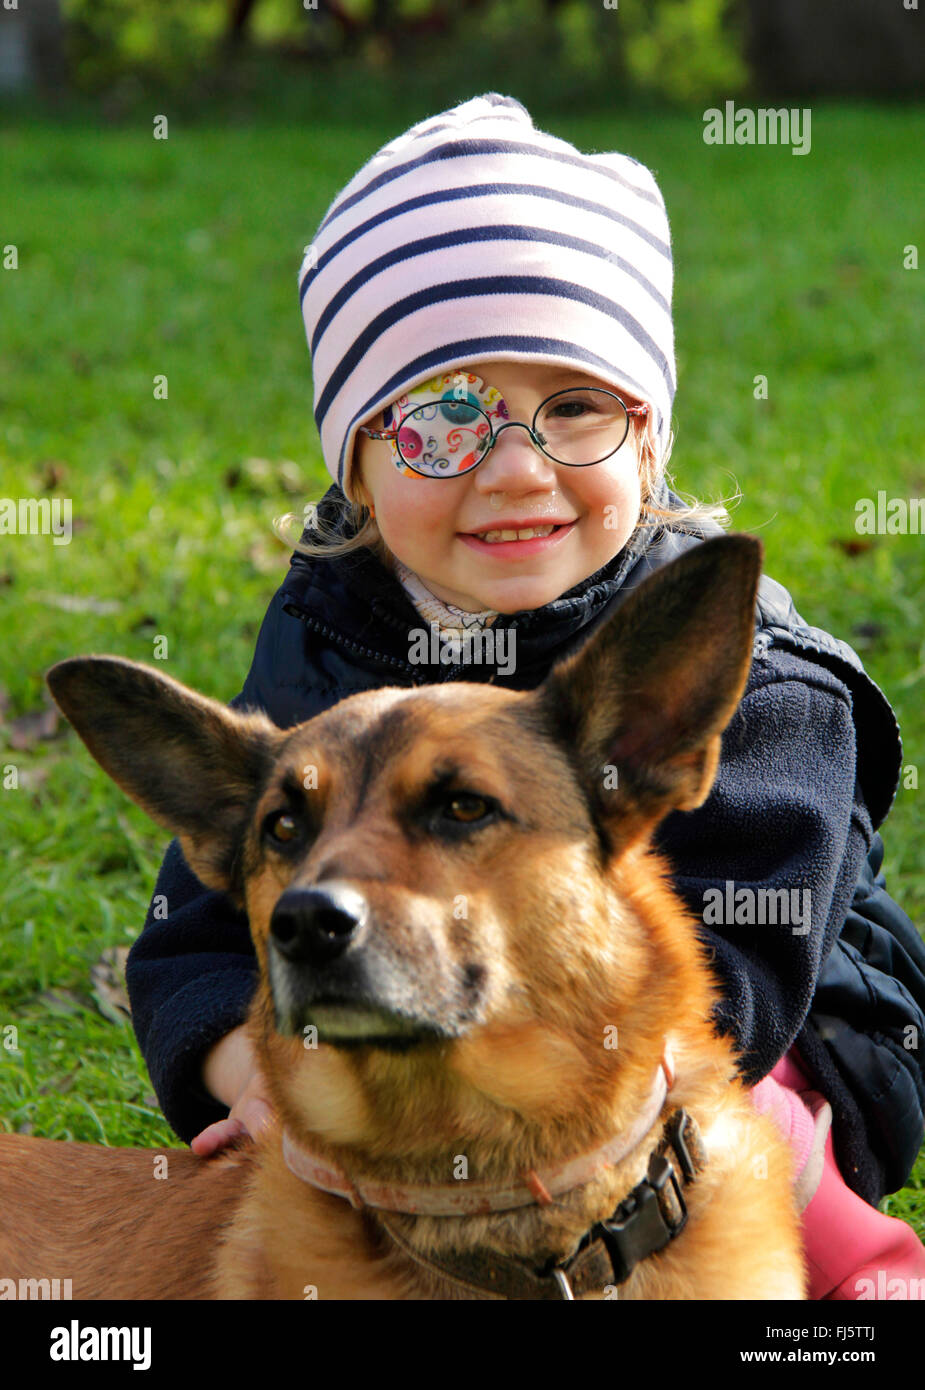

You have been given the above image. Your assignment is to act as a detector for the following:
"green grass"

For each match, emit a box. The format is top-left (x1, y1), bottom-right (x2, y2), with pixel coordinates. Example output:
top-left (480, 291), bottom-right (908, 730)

top-left (1, 78), bottom-right (923, 1239)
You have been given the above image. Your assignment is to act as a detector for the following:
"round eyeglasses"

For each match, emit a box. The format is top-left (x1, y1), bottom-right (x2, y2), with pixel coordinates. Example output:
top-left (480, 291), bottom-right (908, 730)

top-left (358, 387), bottom-right (649, 479)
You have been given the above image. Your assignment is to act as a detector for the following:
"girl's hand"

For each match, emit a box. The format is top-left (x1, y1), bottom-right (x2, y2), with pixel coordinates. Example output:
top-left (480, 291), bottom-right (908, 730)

top-left (191, 1024), bottom-right (277, 1156)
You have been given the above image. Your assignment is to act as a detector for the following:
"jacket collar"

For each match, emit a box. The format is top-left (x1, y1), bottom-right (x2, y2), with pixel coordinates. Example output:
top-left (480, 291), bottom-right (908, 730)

top-left (279, 481), bottom-right (711, 682)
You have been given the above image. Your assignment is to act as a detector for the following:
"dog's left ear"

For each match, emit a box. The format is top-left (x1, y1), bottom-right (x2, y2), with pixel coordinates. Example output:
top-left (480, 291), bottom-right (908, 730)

top-left (536, 535), bottom-right (762, 830)
top-left (46, 656), bottom-right (282, 895)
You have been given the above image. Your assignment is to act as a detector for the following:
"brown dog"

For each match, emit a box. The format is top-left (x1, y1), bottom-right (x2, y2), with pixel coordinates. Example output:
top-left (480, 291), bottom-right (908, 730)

top-left (0, 534), bottom-right (805, 1299)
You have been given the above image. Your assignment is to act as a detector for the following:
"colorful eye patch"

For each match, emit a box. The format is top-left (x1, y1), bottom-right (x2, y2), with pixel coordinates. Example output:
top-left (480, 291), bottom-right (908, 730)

top-left (381, 372), bottom-right (509, 478)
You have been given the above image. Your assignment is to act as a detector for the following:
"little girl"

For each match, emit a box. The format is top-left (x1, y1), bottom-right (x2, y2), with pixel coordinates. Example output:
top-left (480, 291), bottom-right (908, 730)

top-left (126, 93), bottom-right (925, 1298)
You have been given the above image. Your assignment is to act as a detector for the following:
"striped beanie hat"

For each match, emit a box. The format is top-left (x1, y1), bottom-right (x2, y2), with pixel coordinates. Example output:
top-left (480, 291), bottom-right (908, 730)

top-left (298, 93), bottom-right (675, 500)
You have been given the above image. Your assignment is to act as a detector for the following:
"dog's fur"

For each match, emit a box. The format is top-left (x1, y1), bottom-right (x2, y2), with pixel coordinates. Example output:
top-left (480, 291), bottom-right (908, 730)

top-left (0, 535), bottom-right (805, 1299)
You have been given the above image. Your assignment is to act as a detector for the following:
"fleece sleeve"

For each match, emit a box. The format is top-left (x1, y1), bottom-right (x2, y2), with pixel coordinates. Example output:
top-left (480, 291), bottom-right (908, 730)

top-left (653, 659), bottom-right (873, 1086)
top-left (125, 593), bottom-right (293, 1144)
top-left (126, 840), bottom-right (258, 1144)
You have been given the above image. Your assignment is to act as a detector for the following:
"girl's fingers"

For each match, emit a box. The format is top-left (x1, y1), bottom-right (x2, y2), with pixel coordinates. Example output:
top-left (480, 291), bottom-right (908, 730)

top-left (190, 1117), bottom-right (247, 1157)
top-left (190, 1099), bottom-right (276, 1158)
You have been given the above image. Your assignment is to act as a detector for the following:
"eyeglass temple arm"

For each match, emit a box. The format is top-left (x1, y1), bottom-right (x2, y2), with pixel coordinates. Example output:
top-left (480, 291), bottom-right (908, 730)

top-left (358, 426), bottom-right (400, 441)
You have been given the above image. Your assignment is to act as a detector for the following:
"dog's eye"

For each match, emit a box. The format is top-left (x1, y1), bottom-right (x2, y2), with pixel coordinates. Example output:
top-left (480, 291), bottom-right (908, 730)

top-left (444, 793), bottom-right (492, 823)
top-left (265, 811), bottom-right (301, 844)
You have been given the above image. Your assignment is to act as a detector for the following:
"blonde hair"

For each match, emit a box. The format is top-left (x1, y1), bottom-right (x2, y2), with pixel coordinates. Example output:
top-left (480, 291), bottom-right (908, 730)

top-left (274, 417), bottom-right (738, 563)
top-left (634, 422), bottom-right (739, 537)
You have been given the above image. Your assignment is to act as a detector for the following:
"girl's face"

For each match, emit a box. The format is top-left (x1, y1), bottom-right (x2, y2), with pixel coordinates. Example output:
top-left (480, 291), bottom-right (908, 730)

top-left (352, 360), bottom-right (644, 615)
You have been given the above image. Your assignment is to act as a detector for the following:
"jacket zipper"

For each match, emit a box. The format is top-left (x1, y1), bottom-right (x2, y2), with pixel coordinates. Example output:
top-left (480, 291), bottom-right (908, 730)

top-left (283, 599), bottom-right (519, 685)
top-left (283, 600), bottom-right (422, 682)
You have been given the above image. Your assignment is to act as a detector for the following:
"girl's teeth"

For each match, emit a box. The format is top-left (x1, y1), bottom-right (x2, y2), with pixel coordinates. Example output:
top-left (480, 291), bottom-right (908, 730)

top-left (475, 525), bottom-right (556, 542)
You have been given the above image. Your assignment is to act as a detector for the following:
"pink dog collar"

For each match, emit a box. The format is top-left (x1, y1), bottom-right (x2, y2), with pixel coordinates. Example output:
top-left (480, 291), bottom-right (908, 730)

top-left (281, 1051), bottom-right (673, 1216)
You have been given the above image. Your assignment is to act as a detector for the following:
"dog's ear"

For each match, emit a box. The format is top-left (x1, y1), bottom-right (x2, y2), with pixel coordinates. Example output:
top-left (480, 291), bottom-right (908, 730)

top-left (536, 535), bottom-right (762, 829)
top-left (46, 656), bottom-right (281, 894)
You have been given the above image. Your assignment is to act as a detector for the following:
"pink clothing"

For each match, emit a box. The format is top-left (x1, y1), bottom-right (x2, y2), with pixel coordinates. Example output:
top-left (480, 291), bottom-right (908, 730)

top-left (751, 1048), bottom-right (925, 1299)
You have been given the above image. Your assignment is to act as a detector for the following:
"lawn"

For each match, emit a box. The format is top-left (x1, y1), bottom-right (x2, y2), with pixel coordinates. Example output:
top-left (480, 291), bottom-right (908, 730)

top-left (0, 81), bottom-right (923, 1236)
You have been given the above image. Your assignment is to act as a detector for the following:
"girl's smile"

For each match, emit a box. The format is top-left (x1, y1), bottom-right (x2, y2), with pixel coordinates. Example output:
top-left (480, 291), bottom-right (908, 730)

top-left (456, 518), bottom-right (579, 559)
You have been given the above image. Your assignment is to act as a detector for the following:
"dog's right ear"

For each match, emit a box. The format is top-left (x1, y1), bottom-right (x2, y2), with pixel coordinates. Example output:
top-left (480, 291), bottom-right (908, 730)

top-left (535, 535), bottom-right (762, 835)
top-left (46, 656), bottom-right (281, 896)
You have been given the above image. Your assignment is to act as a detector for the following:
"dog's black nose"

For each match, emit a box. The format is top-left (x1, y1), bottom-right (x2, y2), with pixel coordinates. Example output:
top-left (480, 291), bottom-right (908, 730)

top-left (269, 885), bottom-right (368, 965)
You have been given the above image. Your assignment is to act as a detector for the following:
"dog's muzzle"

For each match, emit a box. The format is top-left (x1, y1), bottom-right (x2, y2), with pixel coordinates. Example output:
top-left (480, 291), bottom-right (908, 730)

top-left (267, 884), bottom-right (480, 1046)
top-left (270, 885), bottom-right (367, 966)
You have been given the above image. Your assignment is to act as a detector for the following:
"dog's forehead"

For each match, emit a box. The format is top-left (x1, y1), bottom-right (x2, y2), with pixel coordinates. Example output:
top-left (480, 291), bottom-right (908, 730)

top-left (279, 683), bottom-right (541, 778)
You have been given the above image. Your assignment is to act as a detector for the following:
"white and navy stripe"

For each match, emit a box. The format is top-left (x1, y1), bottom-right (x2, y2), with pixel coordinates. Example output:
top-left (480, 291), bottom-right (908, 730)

top-left (298, 93), bottom-right (675, 496)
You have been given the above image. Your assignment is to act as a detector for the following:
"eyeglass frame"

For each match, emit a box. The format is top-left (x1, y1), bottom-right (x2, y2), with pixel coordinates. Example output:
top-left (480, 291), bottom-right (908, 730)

top-left (357, 386), bottom-right (649, 477)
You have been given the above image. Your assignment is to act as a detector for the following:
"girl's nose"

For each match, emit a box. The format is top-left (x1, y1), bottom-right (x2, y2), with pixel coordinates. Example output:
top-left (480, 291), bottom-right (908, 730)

top-left (475, 423), bottom-right (555, 485)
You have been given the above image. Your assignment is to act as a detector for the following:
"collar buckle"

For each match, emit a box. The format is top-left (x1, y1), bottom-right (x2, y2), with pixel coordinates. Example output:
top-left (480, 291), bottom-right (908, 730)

top-left (592, 1152), bottom-right (688, 1286)
top-left (558, 1109), bottom-right (704, 1292)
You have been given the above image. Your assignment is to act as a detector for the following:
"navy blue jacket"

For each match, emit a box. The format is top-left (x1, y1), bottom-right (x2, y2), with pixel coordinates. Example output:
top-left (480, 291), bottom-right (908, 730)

top-left (127, 483), bottom-right (925, 1207)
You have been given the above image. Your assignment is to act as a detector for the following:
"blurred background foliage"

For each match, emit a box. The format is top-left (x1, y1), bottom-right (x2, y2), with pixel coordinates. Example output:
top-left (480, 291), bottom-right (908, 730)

top-left (2, 0), bottom-right (922, 122)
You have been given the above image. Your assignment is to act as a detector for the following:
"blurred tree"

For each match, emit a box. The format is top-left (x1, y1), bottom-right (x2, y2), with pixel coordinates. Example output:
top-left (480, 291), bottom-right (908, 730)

top-left (743, 0), bottom-right (925, 97)
top-left (61, 0), bottom-right (224, 93)
top-left (222, 0), bottom-right (451, 59)
top-left (36, 0), bottom-right (924, 107)
top-left (0, 0), bottom-right (67, 93)
top-left (224, 0), bottom-right (259, 49)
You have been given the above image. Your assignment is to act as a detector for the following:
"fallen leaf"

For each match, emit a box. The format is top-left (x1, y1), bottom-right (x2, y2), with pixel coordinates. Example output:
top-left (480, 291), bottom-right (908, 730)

top-left (7, 705), bottom-right (60, 750)
top-left (39, 460), bottom-right (69, 491)
top-left (277, 461), bottom-right (306, 495)
top-left (831, 538), bottom-right (875, 557)
top-left (91, 947), bottom-right (131, 1024)
top-left (249, 536), bottom-right (290, 574)
top-left (38, 1069), bottom-right (81, 1097)
top-left (16, 762), bottom-right (59, 795)
top-left (33, 592), bottom-right (121, 614)
top-left (38, 988), bottom-right (87, 1016)
top-left (836, 259), bottom-right (864, 286)
top-left (234, 457), bottom-right (307, 497)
